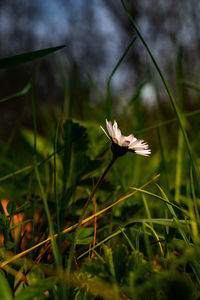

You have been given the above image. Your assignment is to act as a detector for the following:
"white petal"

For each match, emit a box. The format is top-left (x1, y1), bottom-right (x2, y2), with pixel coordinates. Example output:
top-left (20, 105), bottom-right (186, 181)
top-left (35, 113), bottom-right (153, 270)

top-left (106, 120), bottom-right (113, 138)
top-left (125, 134), bottom-right (136, 143)
top-left (113, 120), bottom-right (122, 144)
top-left (100, 125), bottom-right (111, 141)
top-left (135, 149), bottom-right (151, 157)
top-left (129, 139), bottom-right (145, 148)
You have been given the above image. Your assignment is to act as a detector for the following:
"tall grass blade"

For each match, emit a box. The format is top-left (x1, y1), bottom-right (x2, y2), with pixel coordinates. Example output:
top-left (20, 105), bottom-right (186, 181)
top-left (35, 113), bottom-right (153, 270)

top-left (0, 82), bottom-right (31, 104)
top-left (106, 37), bottom-right (136, 119)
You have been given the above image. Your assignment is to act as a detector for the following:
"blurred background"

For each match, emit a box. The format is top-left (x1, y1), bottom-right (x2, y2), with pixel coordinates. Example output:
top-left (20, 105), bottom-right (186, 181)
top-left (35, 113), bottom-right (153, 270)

top-left (0, 0), bottom-right (200, 134)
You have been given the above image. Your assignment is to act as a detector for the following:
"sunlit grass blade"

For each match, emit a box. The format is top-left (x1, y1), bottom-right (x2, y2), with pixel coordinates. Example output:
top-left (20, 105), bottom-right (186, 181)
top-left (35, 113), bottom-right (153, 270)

top-left (77, 227), bottom-right (125, 260)
top-left (144, 222), bottom-right (164, 256)
top-left (119, 226), bottom-right (135, 251)
top-left (190, 167), bottom-right (200, 231)
top-left (130, 187), bottom-right (186, 214)
top-left (142, 194), bottom-right (153, 228)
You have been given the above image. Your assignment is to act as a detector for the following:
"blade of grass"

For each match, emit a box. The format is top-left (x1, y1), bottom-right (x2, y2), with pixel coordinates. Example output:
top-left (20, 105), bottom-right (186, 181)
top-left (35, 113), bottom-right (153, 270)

top-left (175, 129), bottom-right (184, 203)
top-left (142, 222), bottom-right (153, 261)
top-left (34, 166), bottom-right (61, 268)
top-left (181, 80), bottom-right (200, 92)
top-left (119, 226), bottom-right (135, 251)
top-left (0, 146), bottom-right (64, 183)
top-left (106, 37), bottom-right (136, 119)
top-left (144, 223), bottom-right (164, 256)
top-left (142, 194), bottom-right (153, 227)
top-left (190, 167), bottom-right (200, 226)
top-left (156, 184), bottom-right (190, 247)
top-left (31, 81), bottom-right (61, 269)
top-left (135, 108), bottom-right (200, 134)
top-left (187, 188), bottom-right (199, 242)
top-left (175, 48), bottom-right (184, 204)
top-left (77, 230), bottom-right (119, 259)
top-left (130, 187), bottom-right (186, 214)
top-left (0, 45), bottom-right (65, 69)
top-left (54, 122), bottom-right (60, 234)
top-left (0, 82), bottom-right (31, 104)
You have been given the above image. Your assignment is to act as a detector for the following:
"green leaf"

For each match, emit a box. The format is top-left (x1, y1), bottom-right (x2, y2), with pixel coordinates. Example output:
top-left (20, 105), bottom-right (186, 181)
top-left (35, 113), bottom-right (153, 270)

top-left (78, 227), bottom-right (94, 239)
top-left (14, 277), bottom-right (57, 300)
top-left (64, 227), bottom-right (94, 245)
top-left (0, 272), bottom-right (13, 300)
top-left (83, 257), bottom-right (111, 282)
top-left (63, 120), bottom-right (89, 153)
top-left (0, 45), bottom-right (65, 69)
top-left (77, 227), bottom-right (94, 245)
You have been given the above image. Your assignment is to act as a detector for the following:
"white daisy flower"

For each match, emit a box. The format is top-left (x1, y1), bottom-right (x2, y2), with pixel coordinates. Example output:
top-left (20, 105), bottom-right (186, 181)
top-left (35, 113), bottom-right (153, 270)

top-left (100, 120), bottom-right (151, 157)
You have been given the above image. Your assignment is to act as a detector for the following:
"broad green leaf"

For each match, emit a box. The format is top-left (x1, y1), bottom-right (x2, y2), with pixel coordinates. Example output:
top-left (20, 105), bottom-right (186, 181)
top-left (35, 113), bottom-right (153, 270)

top-left (0, 45), bottom-right (65, 69)
top-left (0, 272), bottom-right (12, 300)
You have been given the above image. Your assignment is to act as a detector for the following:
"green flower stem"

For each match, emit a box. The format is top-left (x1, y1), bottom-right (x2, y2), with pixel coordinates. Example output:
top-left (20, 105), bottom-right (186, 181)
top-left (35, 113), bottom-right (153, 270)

top-left (67, 155), bottom-right (117, 274)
